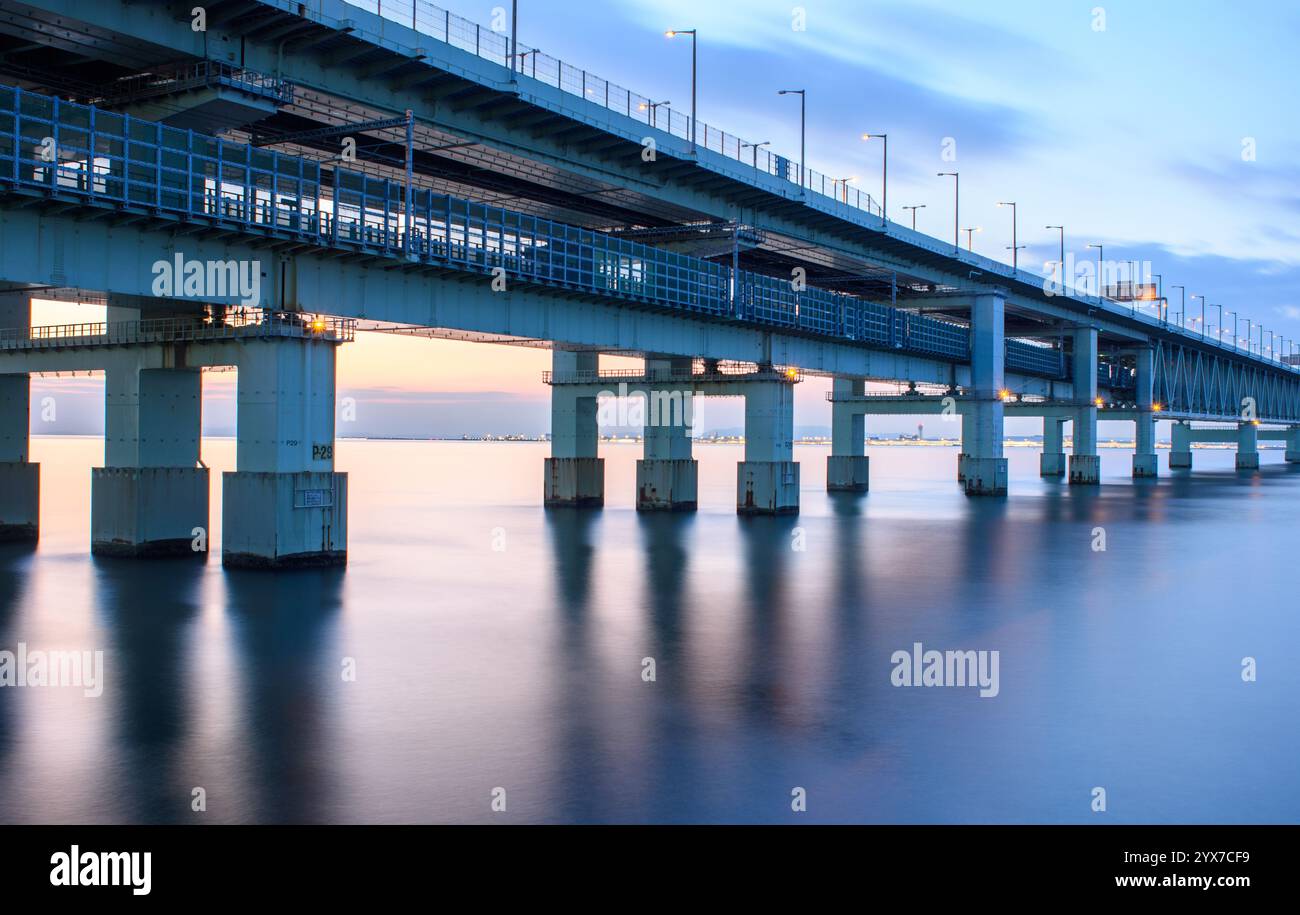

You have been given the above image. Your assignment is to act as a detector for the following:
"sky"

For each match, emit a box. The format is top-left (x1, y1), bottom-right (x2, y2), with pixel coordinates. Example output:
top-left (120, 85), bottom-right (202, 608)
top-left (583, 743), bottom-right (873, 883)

top-left (30, 0), bottom-right (1300, 438)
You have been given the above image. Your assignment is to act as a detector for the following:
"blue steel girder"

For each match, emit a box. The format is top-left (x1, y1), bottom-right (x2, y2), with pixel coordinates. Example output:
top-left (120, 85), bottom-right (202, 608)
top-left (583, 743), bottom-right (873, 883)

top-left (1154, 339), bottom-right (1300, 423)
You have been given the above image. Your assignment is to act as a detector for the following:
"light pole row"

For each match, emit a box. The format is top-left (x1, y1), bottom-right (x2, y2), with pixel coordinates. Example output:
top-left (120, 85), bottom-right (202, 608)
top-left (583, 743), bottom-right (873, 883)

top-left (652, 21), bottom-right (1292, 366)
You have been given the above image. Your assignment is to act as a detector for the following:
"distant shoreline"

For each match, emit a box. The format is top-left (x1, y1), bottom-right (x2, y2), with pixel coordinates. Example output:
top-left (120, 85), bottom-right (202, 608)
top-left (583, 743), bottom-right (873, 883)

top-left (30, 434), bottom-right (1286, 449)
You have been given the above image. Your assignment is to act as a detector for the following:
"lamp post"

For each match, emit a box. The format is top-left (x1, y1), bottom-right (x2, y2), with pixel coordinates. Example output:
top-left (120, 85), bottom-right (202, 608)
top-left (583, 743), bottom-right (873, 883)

top-left (862, 133), bottom-right (887, 226)
top-left (509, 0), bottom-right (519, 82)
top-left (740, 140), bottom-right (770, 168)
top-left (831, 176), bottom-right (857, 204)
top-left (777, 89), bottom-right (805, 190)
top-left (938, 172), bottom-right (959, 249)
top-left (665, 29), bottom-right (697, 146)
top-left (1046, 225), bottom-right (1064, 287)
top-left (637, 99), bottom-right (671, 128)
top-left (903, 205), bottom-right (925, 231)
top-left (1190, 294), bottom-right (1206, 338)
top-left (1087, 243), bottom-right (1104, 302)
top-left (1170, 285), bottom-right (1185, 329)
top-left (1226, 311), bottom-right (1238, 349)
top-left (962, 226), bottom-right (982, 252)
top-left (996, 202), bottom-right (1019, 270)
top-left (1209, 303), bottom-right (1222, 343)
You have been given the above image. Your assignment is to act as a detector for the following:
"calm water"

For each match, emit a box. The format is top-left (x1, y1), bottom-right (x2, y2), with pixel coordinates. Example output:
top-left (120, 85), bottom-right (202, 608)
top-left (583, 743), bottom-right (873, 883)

top-left (1, 437), bottom-right (1297, 824)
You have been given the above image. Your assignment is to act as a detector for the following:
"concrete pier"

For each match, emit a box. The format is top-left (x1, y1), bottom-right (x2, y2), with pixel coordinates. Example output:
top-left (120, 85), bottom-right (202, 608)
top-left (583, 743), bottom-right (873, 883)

top-left (0, 295), bottom-right (37, 541)
top-left (963, 291), bottom-right (1008, 496)
top-left (545, 350), bottom-right (604, 508)
top-left (738, 376), bottom-right (799, 514)
top-left (1069, 327), bottom-right (1101, 485)
top-left (1040, 417), bottom-right (1066, 477)
top-left (637, 357), bottom-right (697, 511)
top-left (827, 378), bottom-right (869, 492)
top-left (1288, 427), bottom-right (1300, 464)
top-left (1171, 420), bottom-right (1193, 469)
top-left (91, 467), bottom-right (208, 556)
top-left (1236, 422), bottom-right (1260, 470)
top-left (0, 377), bottom-right (37, 541)
top-left (1132, 347), bottom-right (1158, 478)
top-left (222, 337), bottom-right (347, 567)
top-left (92, 365), bottom-right (208, 557)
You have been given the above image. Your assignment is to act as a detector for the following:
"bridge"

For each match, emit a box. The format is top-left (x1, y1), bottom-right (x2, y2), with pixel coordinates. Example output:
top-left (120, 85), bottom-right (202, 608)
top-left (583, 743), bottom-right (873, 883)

top-left (0, 0), bottom-right (1297, 565)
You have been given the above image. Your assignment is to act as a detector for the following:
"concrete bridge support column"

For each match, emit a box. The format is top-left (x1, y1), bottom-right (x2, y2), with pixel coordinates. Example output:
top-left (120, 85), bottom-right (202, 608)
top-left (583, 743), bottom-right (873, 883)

top-left (1040, 417), bottom-right (1066, 477)
top-left (737, 377), bottom-right (799, 514)
top-left (1132, 347), bottom-right (1158, 478)
top-left (0, 292), bottom-right (37, 541)
top-left (827, 378), bottom-right (869, 492)
top-left (91, 365), bottom-right (208, 557)
top-left (637, 357), bottom-right (697, 511)
top-left (1236, 422), bottom-right (1260, 470)
top-left (545, 350), bottom-right (603, 508)
top-left (0, 375), bottom-right (37, 542)
top-left (1287, 427), bottom-right (1300, 464)
top-left (1069, 327), bottom-right (1101, 485)
top-left (1170, 421), bottom-right (1193, 469)
top-left (963, 292), bottom-right (1008, 496)
top-left (956, 413), bottom-right (968, 483)
top-left (222, 338), bottom-right (347, 568)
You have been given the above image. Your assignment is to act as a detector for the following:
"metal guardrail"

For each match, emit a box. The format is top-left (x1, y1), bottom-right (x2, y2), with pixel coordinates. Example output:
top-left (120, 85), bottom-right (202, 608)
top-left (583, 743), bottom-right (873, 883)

top-left (0, 83), bottom-right (989, 372)
top-left (346, 0), bottom-right (882, 217)
top-left (0, 312), bottom-right (354, 350)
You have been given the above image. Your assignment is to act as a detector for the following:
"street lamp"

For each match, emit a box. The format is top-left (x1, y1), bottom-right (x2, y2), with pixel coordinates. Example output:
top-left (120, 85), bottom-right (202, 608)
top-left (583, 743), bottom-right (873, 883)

top-left (664, 29), bottom-right (698, 146)
top-left (637, 99), bottom-right (671, 128)
top-left (862, 133), bottom-right (887, 226)
top-left (740, 139), bottom-right (771, 168)
top-left (938, 172), bottom-right (959, 249)
top-left (1046, 225), bottom-right (1065, 287)
top-left (997, 202), bottom-right (1019, 270)
top-left (509, 0), bottom-right (519, 82)
top-left (1226, 311), bottom-right (1238, 349)
top-left (1087, 243), bottom-right (1104, 302)
top-left (1190, 294), bottom-right (1206, 338)
top-left (903, 205), bottom-right (926, 231)
top-left (1170, 284), bottom-right (1185, 328)
top-left (832, 176), bottom-right (857, 204)
top-left (1209, 303), bottom-right (1222, 342)
top-left (962, 226), bottom-right (982, 252)
top-left (777, 89), bottom-right (805, 190)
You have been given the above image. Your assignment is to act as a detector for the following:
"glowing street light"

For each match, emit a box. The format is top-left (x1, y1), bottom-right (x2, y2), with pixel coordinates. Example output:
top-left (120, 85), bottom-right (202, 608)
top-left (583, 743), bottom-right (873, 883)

top-left (664, 29), bottom-right (698, 146)
top-left (862, 133), bottom-right (888, 226)
top-left (777, 89), bottom-right (806, 190)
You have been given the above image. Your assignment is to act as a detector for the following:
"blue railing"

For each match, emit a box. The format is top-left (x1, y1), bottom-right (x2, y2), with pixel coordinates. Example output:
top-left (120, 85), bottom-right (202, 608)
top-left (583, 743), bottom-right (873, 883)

top-left (0, 84), bottom-right (1069, 376)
